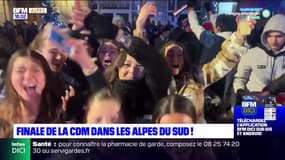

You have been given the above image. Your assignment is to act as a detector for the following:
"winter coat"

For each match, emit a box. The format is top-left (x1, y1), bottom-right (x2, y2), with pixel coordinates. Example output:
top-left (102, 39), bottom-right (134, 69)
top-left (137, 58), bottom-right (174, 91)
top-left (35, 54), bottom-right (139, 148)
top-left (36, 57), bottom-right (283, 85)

top-left (58, 58), bottom-right (91, 121)
top-left (234, 14), bottom-right (285, 92)
top-left (117, 37), bottom-right (172, 122)
top-left (263, 72), bottom-right (285, 95)
top-left (174, 38), bottom-right (244, 123)
top-left (87, 37), bottom-right (172, 123)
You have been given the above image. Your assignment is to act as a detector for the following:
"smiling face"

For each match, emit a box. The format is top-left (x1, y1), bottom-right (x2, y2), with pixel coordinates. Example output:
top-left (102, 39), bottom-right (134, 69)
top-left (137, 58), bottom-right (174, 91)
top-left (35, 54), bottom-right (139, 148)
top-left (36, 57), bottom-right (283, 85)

top-left (118, 54), bottom-right (144, 80)
top-left (11, 57), bottom-right (46, 102)
top-left (40, 39), bottom-right (67, 72)
top-left (98, 41), bottom-right (119, 69)
top-left (164, 44), bottom-right (184, 76)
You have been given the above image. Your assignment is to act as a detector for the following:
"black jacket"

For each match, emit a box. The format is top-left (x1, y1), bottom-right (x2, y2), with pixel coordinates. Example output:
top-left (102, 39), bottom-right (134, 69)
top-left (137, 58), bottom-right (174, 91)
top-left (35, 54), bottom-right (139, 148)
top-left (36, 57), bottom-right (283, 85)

top-left (60, 58), bottom-right (90, 94)
top-left (86, 67), bottom-right (108, 93)
top-left (87, 37), bottom-right (172, 122)
top-left (58, 58), bottom-right (91, 122)
top-left (121, 37), bottom-right (171, 122)
top-left (263, 73), bottom-right (285, 95)
top-left (83, 11), bottom-right (171, 122)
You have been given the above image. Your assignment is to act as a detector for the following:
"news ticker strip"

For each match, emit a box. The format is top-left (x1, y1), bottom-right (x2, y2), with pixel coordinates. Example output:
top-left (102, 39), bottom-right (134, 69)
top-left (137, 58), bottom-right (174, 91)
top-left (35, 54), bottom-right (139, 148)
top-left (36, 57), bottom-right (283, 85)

top-left (13, 124), bottom-right (234, 139)
top-left (12, 103), bottom-right (285, 139)
top-left (10, 103), bottom-right (285, 139)
top-left (0, 139), bottom-right (241, 159)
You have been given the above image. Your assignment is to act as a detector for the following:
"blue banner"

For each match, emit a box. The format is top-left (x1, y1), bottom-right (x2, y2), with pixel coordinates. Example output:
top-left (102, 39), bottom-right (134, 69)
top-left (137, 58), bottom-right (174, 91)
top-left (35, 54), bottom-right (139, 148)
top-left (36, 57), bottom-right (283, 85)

top-left (234, 106), bottom-right (285, 136)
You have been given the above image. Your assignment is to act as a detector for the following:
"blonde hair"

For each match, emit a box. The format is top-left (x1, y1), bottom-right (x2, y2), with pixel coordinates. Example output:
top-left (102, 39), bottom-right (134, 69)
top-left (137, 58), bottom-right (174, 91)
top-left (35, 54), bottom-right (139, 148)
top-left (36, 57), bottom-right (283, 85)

top-left (0, 48), bottom-right (63, 124)
top-left (104, 48), bottom-right (127, 84)
top-left (0, 118), bottom-right (12, 138)
top-left (29, 28), bottom-right (49, 51)
top-left (30, 24), bottom-right (68, 52)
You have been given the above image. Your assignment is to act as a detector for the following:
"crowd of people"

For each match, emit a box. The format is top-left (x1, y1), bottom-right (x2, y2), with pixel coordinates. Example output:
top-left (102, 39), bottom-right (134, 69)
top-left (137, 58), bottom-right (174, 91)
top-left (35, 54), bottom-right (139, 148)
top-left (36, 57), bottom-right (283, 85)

top-left (0, 0), bottom-right (285, 159)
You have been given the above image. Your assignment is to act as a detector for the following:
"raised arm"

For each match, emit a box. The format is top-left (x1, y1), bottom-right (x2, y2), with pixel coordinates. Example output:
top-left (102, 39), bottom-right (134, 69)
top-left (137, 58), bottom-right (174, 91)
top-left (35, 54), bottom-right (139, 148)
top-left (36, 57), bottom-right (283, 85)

top-left (70, 9), bottom-right (171, 96)
top-left (64, 39), bottom-right (108, 93)
top-left (133, 2), bottom-right (157, 42)
top-left (202, 39), bottom-right (240, 87)
top-left (203, 17), bottom-right (255, 88)
top-left (124, 37), bottom-right (172, 99)
top-left (187, 7), bottom-right (205, 41)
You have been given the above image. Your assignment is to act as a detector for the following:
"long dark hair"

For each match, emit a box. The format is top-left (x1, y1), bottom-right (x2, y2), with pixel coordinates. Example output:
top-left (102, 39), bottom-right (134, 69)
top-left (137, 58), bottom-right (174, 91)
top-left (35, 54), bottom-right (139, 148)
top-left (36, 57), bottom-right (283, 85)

top-left (153, 94), bottom-right (197, 123)
top-left (160, 41), bottom-right (203, 84)
top-left (0, 48), bottom-right (63, 123)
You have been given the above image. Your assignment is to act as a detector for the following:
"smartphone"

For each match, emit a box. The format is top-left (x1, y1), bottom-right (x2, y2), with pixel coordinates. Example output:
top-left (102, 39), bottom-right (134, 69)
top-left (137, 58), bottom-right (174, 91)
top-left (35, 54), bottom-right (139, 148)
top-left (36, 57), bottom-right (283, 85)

top-left (239, 16), bottom-right (251, 35)
top-left (47, 25), bottom-right (73, 55)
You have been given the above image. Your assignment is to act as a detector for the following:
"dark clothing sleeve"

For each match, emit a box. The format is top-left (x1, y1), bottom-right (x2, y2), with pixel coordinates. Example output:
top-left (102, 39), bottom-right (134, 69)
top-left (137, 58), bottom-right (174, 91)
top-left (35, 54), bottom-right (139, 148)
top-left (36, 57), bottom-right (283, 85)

top-left (59, 59), bottom-right (92, 122)
top-left (200, 31), bottom-right (223, 49)
top-left (127, 37), bottom-right (172, 99)
top-left (86, 68), bottom-right (109, 93)
top-left (84, 11), bottom-right (118, 40)
top-left (199, 36), bottom-right (225, 65)
top-left (61, 59), bottom-right (90, 93)
top-left (263, 73), bottom-right (285, 95)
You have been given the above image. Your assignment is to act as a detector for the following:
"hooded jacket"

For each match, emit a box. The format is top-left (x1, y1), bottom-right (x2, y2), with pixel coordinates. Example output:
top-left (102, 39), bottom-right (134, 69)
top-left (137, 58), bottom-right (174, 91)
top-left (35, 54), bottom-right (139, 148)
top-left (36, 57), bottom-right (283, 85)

top-left (234, 14), bottom-right (285, 92)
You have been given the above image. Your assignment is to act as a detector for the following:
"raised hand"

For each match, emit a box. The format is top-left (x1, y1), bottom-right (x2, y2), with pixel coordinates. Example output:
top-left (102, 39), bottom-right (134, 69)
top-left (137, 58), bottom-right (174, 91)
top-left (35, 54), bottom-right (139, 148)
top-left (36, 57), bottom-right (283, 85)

top-left (74, 0), bottom-right (81, 10)
top-left (236, 15), bottom-right (256, 41)
top-left (61, 85), bottom-right (75, 112)
top-left (64, 38), bottom-right (98, 76)
top-left (70, 0), bottom-right (91, 31)
top-left (136, 2), bottom-right (157, 31)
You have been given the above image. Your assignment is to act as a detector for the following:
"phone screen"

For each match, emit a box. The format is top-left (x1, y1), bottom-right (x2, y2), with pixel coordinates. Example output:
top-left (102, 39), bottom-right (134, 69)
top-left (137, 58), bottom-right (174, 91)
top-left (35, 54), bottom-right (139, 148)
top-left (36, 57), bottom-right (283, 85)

top-left (239, 20), bottom-right (251, 35)
top-left (50, 29), bottom-right (64, 45)
top-left (239, 16), bottom-right (251, 35)
top-left (49, 27), bottom-right (73, 55)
